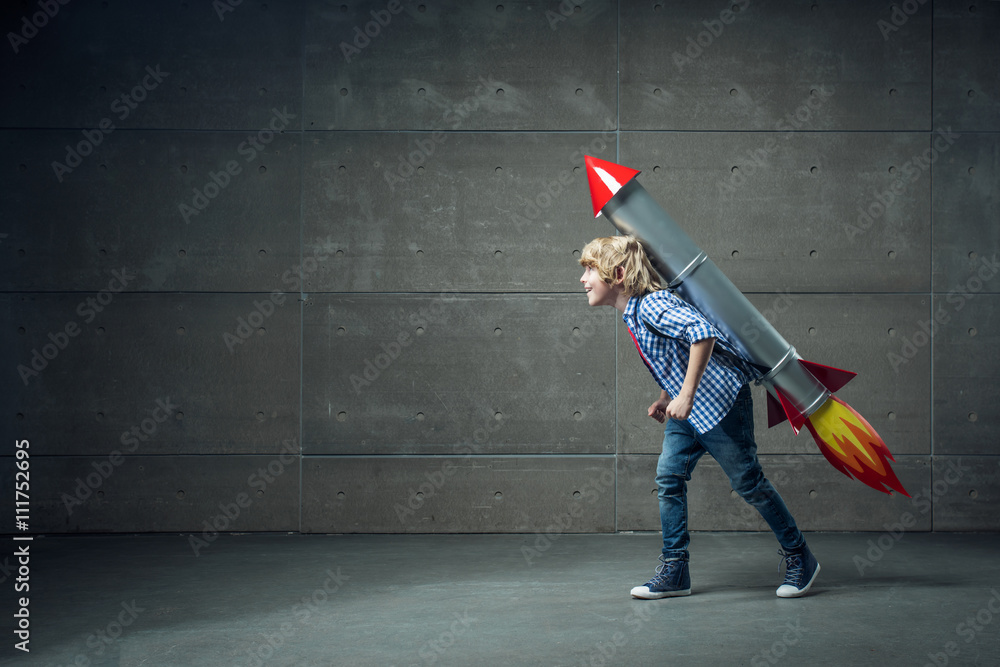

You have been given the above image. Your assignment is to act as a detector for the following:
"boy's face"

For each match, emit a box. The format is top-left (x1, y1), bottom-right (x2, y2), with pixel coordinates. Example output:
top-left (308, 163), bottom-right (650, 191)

top-left (580, 265), bottom-right (618, 307)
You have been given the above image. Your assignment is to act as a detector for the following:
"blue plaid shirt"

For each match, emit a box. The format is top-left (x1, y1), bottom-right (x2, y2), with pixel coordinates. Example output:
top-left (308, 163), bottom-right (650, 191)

top-left (623, 289), bottom-right (760, 434)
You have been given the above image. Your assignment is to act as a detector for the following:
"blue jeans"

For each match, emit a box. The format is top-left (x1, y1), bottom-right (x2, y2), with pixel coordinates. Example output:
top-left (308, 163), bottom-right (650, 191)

top-left (656, 385), bottom-right (804, 560)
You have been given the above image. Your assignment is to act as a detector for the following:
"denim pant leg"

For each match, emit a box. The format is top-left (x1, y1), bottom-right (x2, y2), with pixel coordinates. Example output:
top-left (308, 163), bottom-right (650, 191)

top-left (656, 418), bottom-right (706, 560)
top-left (700, 386), bottom-right (805, 552)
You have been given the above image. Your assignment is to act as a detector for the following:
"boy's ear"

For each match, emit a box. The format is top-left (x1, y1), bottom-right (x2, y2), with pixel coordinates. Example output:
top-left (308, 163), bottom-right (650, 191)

top-left (614, 265), bottom-right (625, 284)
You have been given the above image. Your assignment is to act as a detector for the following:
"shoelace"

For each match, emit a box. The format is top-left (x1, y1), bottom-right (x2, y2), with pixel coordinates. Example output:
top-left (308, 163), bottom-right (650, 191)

top-left (777, 549), bottom-right (804, 583)
top-left (651, 559), bottom-right (683, 585)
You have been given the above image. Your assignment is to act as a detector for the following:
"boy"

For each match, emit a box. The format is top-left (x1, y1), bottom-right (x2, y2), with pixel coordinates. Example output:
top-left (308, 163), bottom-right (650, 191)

top-left (579, 235), bottom-right (819, 599)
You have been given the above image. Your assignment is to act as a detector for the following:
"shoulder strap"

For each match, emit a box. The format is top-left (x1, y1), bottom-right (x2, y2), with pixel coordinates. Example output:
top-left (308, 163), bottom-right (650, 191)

top-left (643, 319), bottom-right (664, 337)
top-left (635, 292), bottom-right (672, 338)
top-left (637, 292), bottom-right (673, 339)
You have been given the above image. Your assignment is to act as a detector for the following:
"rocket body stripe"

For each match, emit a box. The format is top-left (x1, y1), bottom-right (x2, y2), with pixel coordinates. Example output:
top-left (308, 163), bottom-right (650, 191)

top-left (600, 177), bottom-right (830, 424)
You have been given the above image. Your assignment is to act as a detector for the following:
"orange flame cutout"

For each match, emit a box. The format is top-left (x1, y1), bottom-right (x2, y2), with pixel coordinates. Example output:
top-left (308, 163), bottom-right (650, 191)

top-left (803, 395), bottom-right (909, 497)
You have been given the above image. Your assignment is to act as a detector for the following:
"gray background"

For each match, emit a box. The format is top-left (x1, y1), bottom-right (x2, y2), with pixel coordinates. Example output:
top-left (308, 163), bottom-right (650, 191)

top-left (2, 0), bottom-right (997, 535)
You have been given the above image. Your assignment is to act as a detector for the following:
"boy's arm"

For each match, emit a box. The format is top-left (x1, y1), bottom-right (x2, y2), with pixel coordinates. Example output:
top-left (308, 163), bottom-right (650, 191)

top-left (665, 337), bottom-right (716, 420)
top-left (647, 337), bottom-right (716, 422)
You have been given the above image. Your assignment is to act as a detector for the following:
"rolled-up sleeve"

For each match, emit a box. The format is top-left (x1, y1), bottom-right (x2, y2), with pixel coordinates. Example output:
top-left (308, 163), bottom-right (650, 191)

top-left (681, 316), bottom-right (716, 344)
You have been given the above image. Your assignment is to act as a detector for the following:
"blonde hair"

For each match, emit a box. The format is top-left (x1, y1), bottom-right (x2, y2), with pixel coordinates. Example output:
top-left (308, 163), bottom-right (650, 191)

top-left (579, 235), bottom-right (664, 297)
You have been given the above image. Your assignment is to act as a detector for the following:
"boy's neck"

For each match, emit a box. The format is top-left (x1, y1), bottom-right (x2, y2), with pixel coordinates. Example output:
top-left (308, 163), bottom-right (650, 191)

top-left (612, 289), bottom-right (632, 313)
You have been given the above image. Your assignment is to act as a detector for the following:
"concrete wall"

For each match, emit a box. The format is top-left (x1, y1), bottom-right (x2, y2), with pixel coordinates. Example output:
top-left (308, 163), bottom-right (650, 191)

top-left (2, 0), bottom-right (997, 537)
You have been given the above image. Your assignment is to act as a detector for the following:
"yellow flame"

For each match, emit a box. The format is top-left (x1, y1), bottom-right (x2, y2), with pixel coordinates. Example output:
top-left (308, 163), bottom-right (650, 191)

top-left (809, 399), bottom-right (879, 471)
top-left (804, 396), bottom-right (908, 496)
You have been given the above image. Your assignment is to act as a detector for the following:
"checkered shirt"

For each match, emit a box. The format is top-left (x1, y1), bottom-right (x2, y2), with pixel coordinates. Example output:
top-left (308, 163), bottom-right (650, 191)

top-left (623, 289), bottom-right (761, 434)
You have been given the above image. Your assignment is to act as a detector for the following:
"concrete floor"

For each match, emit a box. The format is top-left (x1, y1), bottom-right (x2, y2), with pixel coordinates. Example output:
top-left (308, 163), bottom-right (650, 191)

top-left (2, 532), bottom-right (999, 666)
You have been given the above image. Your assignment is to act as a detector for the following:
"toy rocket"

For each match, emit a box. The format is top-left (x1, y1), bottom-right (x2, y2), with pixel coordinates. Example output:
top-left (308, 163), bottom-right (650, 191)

top-left (584, 155), bottom-right (908, 497)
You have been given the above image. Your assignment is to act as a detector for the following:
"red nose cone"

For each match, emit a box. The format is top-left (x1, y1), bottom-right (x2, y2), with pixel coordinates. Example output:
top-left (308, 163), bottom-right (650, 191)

top-left (584, 155), bottom-right (641, 217)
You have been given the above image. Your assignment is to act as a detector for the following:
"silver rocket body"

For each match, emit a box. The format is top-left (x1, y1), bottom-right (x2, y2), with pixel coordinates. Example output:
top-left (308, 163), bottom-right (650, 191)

top-left (602, 178), bottom-right (831, 423)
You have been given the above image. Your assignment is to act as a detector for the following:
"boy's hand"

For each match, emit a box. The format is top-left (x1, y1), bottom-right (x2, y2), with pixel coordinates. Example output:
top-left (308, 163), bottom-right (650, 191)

top-left (665, 393), bottom-right (694, 420)
top-left (648, 395), bottom-right (670, 423)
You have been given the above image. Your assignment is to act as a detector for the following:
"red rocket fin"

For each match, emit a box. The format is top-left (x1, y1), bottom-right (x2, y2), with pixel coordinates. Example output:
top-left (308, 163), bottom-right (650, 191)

top-left (766, 391), bottom-right (789, 429)
top-left (775, 387), bottom-right (808, 435)
top-left (799, 360), bottom-right (856, 393)
top-left (584, 155), bottom-right (641, 217)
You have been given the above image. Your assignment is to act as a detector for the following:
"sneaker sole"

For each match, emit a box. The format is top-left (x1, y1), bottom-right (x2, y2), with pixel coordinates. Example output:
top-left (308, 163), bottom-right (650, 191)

top-left (776, 562), bottom-right (821, 598)
top-left (630, 587), bottom-right (692, 599)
